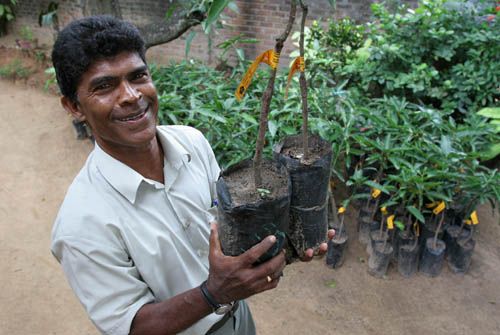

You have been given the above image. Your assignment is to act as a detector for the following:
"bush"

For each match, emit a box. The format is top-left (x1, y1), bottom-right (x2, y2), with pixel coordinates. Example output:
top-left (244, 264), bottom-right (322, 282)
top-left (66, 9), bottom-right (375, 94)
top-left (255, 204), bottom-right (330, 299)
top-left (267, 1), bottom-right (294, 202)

top-left (338, 0), bottom-right (500, 116)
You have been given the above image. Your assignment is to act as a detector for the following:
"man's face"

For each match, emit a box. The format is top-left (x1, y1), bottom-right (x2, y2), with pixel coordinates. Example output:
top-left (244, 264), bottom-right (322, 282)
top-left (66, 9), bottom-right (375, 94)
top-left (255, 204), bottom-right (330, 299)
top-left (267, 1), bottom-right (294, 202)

top-left (64, 51), bottom-right (159, 154)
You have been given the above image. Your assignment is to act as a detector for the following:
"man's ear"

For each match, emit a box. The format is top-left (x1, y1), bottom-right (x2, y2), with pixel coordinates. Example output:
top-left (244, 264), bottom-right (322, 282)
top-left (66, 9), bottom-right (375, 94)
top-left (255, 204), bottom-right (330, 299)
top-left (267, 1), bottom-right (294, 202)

top-left (61, 96), bottom-right (86, 122)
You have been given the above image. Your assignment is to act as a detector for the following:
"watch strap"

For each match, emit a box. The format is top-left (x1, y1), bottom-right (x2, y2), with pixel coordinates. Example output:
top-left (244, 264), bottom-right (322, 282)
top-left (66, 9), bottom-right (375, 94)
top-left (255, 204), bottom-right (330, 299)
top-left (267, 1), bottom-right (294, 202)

top-left (200, 280), bottom-right (220, 310)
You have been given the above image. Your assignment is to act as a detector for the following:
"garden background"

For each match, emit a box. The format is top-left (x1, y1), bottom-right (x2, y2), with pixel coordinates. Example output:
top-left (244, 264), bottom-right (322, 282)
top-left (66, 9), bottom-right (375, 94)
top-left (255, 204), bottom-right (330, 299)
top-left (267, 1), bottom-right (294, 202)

top-left (0, 0), bottom-right (499, 334)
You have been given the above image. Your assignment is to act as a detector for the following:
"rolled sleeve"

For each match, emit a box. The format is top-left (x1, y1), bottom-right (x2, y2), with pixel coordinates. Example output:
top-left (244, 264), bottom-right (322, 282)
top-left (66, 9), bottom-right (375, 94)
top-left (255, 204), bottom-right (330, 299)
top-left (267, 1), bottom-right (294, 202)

top-left (52, 236), bottom-right (155, 335)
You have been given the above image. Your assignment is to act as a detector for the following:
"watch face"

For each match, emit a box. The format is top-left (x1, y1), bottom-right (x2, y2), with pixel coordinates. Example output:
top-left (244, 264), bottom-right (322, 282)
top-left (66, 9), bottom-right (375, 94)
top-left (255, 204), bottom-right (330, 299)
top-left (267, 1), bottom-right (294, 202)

top-left (215, 303), bottom-right (233, 315)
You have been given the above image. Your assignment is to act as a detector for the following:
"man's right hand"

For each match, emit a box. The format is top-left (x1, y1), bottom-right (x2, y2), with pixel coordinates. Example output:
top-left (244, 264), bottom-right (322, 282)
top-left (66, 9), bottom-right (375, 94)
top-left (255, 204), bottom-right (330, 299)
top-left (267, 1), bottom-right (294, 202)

top-left (205, 222), bottom-right (286, 305)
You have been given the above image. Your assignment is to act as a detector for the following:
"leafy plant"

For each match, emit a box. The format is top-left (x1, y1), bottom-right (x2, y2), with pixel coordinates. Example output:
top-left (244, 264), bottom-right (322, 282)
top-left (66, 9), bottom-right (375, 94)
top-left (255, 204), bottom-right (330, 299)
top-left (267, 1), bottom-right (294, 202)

top-left (20, 25), bottom-right (33, 41)
top-left (338, 0), bottom-right (500, 116)
top-left (477, 107), bottom-right (500, 160)
top-left (0, 0), bottom-right (17, 36)
top-left (0, 59), bottom-right (32, 79)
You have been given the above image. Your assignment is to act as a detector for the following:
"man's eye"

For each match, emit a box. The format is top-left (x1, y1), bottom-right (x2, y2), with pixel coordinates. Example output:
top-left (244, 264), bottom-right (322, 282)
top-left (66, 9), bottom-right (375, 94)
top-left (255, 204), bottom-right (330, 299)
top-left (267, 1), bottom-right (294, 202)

top-left (134, 72), bottom-right (148, 80)
top-left (94, 83), bottom-right (111, 91)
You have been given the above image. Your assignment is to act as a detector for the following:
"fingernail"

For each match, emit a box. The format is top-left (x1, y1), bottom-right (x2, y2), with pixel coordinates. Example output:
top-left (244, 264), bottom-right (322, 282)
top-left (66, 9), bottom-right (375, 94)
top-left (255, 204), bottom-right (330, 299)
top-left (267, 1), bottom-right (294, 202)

top-left (269, 235), bottom-right (276, 243)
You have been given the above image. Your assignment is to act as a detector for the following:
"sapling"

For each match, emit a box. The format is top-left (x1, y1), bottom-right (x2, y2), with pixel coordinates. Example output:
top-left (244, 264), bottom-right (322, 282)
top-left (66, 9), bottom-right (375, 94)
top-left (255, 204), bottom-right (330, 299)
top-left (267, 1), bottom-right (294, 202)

top-left (253, 0), bottom-right (297, 188)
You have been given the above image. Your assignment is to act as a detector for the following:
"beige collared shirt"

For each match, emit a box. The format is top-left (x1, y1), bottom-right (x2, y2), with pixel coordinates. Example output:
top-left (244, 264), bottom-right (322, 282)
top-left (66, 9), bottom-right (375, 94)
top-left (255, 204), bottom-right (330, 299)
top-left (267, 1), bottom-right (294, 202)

top-left (51, 125), bottom-right (221, 335)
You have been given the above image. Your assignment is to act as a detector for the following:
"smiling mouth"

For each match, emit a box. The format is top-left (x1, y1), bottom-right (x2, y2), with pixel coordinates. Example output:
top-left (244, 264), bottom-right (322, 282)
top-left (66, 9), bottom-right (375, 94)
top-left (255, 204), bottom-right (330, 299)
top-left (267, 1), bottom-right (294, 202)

top-left (117, 107), bottom-right (148, 122)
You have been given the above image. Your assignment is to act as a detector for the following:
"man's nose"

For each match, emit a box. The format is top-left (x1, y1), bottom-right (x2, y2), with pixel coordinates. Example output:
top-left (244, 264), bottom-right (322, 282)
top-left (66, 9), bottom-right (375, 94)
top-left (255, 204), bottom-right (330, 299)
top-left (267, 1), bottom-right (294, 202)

top-left (118, 81), bottom-right (142, 104)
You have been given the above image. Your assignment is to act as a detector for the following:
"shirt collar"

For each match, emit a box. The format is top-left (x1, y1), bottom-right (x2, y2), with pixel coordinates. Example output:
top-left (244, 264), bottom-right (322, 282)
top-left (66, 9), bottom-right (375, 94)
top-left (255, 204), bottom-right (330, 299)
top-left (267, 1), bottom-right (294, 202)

top-left (93, 127), bottom-right (192, 204)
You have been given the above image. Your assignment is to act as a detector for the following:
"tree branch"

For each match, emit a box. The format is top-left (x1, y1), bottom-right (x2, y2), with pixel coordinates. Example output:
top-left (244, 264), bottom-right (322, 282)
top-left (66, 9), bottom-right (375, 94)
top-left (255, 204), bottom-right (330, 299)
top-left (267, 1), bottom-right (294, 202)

top-left (138, 8), bottom-right (206, 49)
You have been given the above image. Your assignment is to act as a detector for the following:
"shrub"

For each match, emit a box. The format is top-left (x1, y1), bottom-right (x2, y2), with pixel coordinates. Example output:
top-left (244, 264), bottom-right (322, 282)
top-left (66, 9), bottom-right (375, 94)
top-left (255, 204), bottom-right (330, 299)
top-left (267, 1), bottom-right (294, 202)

top-left (338, 0), bottom-right (500, 116)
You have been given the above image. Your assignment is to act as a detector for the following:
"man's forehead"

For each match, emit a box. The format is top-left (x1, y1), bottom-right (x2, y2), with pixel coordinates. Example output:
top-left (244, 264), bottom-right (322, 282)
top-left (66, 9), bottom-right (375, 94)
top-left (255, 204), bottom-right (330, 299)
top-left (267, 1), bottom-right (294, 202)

top-left (83, 52), bottom-right (147, 80)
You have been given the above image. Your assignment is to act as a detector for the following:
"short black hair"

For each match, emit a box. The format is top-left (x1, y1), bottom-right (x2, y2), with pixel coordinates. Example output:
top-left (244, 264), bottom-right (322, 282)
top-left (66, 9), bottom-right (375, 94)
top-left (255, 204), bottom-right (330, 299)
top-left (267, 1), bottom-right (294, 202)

top-left (52, 15), bottom-right (146, 102)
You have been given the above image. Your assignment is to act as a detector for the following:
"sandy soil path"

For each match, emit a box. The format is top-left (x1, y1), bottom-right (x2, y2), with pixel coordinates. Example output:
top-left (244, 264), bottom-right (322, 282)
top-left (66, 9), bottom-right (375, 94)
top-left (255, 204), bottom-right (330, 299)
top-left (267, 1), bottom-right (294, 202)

top-left (0, 80), bottom-right (499, 335)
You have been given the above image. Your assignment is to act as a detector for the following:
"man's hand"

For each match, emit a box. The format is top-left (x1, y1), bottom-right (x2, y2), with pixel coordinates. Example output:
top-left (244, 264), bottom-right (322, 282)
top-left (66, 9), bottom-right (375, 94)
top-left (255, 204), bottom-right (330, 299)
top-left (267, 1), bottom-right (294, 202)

top-left (205, 222), bottom-right (286, 304)
top-left (301, 229), bottom-right (336, 262)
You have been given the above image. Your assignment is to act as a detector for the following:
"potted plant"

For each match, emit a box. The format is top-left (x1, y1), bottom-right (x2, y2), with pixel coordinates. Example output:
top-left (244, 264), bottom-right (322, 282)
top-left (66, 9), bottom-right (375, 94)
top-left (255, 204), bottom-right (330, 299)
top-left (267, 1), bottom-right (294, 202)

top-left (216, 1), bottom-right (297, 263)
top-left (326, 201), bottom-right (349, 269)
top-left (273, 0), bottom-right (333, 260)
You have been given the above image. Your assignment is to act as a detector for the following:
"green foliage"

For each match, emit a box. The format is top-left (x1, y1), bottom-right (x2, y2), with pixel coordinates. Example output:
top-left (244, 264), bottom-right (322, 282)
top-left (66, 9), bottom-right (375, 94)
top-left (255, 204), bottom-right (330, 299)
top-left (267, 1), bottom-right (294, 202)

top-left (291, 18), bottom-right (365, 85)
top-left (0, 0), bottom-right (17, 22)
top-left (44, 66), bottom-right (57, 92)
top-left (338, 0), bottom-right (500, 115)
top-left (0, 59), bottom-right (32, 79)
top-left (20, 25), bottom-right (33, 41)
top-left (477, 107), bottom-right (500, 160)
top-left (202, 0), bottom-right (231, 32)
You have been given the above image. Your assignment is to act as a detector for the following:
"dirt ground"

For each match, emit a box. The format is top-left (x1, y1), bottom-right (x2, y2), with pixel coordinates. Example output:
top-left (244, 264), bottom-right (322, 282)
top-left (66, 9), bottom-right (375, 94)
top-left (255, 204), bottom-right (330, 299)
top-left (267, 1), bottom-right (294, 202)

top-left (0, 54), bottom-right (499, 334)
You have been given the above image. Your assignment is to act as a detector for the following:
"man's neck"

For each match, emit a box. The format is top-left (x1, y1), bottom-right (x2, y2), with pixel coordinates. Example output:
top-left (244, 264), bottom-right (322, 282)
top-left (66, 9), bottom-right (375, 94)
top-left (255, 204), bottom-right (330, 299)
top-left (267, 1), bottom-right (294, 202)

top-left (97, 137), bottom-right (165, 183)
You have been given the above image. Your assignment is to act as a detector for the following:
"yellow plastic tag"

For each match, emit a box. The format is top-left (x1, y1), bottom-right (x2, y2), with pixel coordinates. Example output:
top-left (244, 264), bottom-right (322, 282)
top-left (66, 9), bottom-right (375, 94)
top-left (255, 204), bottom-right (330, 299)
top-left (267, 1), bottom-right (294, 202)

top-left (371, 188), bottom-right (381, 199)
top-left (464, 219), bottom-right (472, 225)
top-left (387, 215), bottom-right (395, 230)
top-left (432, 201), bottom-right (446, 215)
top-left (338, 207), bottom-right (345, 214)
top-left (284, 56), bottom-right (305, 99)
top-left (470, 211), bottom-right (479, 225)
top-left (380, 206), bottom-right (388, 215)
top-left (414, 222), bottom-right (420, 237)
top-left (235, 50), bottom-right (280, 101)
top-left (425, 201), bottom-right (438, 209)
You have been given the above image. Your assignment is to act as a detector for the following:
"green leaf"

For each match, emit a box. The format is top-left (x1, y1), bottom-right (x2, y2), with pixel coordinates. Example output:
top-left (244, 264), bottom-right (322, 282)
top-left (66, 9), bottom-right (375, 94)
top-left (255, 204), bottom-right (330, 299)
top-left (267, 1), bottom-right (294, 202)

top-left (406, 205), bottom-right (425, 223)
top-left (164, 4), bottom-right (177, 21)
top-left (477, 107), bottom-right (500, 119)
top-left (240, 113), bottom-right (258, 125)
top-left (194, 108), bottom-right (227, 123)
top-left (325, 279), bottom-right (337, 288)
top-left (203, 0), bottom-right (230, 32)
top-left (394, 220), bottom-right (405, 231)
top-left (0, 6), bottom-right (4, 17)
top-left (363, 180), bottom-right (390, 194)
top-left (268, 120), bottom-right (278, 138)
top-left (440, 135), bottom-right (452, 155)
top-left (481, 143), bottom-right (500, 161)
top-left (185, 31), bottom-right (196, 59)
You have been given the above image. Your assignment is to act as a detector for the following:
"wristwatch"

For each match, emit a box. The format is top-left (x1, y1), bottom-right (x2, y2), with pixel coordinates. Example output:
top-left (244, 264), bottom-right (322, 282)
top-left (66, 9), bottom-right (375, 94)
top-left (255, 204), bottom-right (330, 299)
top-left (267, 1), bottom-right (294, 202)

top-left (200, 280), bottom-right (235, 315)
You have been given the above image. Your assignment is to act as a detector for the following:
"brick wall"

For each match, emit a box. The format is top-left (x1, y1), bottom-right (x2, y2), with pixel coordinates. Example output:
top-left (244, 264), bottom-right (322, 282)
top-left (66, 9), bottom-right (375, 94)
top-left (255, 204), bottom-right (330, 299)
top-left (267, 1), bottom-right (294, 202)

top-left (8, 0), bottom-right (418, 66)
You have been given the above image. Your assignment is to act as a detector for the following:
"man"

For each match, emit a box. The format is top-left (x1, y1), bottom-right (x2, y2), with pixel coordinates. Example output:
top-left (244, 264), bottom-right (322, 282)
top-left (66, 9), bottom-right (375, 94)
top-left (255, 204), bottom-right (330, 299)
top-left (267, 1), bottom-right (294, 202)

top-left (51, 15), bottom-right (333, 335)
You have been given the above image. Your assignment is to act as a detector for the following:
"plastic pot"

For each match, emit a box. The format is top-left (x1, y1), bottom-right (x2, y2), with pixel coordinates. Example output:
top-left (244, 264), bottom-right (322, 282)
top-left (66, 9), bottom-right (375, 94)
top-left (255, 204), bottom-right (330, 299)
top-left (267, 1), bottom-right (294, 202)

top-left (326, 233), bottom-right (348, 269)
top-left (367, 228), bottom-right (386, 256)
top-left (448, 237), bottom-right (475, 274)
top-left (419, 238), bottom-right (446, 277)
top-left (368, 243), bottom-right (393, 278)
top-left (419, 219), bottom-right (446, 256)
top-left (216, 159), bottom-right (291, 263)
top-left (392, 230), bottom-right (413, 263)
top-left (274, 134), bottom-right (332, 259)
top-left (397, 241), bottom-right (420, 278)
top-left (444, 225), bottom-right (471, 259)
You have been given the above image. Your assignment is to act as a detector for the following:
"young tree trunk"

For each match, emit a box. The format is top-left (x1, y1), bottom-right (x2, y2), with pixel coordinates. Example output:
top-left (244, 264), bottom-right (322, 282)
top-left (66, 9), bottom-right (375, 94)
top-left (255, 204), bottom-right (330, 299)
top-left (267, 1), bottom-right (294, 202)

top-left (253, 0), bottom-right (297, 188)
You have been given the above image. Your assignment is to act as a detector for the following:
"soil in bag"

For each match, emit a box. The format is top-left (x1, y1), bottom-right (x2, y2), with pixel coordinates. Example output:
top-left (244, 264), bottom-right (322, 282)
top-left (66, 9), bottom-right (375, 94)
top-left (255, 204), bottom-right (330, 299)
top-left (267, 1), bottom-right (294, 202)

top-left (419, 238), bottom-right (446, 277)
top-left (274, 134), bottom-right (332, 259)
top-left (216, 159), bottom-right (291, 264)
